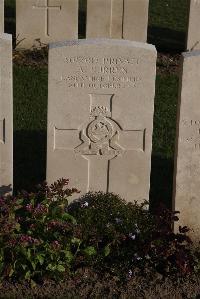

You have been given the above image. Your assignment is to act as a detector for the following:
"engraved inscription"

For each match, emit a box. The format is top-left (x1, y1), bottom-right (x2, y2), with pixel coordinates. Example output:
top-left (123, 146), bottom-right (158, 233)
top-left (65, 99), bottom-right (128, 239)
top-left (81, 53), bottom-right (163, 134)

top-left (59, 56), bottom-right (141, 89)
top-left (181, 119), bottom-right (200, 149)
top-left (32, 0), bottom-right (61, 36)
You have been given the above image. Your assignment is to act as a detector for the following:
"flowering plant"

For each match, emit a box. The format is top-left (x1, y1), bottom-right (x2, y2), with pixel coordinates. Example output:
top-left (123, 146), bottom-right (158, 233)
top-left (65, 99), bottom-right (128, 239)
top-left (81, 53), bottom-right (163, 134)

top-left (0, 179), bottom-right (91, 283)
top-left (0, 181), bottom-right (196, 285)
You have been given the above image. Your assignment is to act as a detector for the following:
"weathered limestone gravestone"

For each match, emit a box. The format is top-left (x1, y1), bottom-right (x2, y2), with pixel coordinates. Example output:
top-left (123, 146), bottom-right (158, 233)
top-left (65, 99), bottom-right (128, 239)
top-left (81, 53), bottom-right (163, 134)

top-left (173, 50), bottom-right (200, 239)
top-left (16, 0), bottom-right (78, 49)
top-left (0, 34), bottom-right (13, 195)
top-left (47, 39), bottom-right (156, 202)
top-left (86, 0), bottom-right (149, 42)
top-left (186, 0), bottom-right (200, 50)
top-left (0, 0), bottom-right (4, 33)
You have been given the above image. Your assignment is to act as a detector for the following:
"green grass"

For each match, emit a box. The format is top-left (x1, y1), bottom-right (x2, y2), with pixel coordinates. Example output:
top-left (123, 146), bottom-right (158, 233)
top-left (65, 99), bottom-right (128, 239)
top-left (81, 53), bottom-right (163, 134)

top-left (150, 75), bottom-right (179, 208)
top-left (149, 0), bottom-right (189, 32)
top-left (148, 0), bottom-right (189, 51)
top-left (13, 66), bottom-right (47, 192)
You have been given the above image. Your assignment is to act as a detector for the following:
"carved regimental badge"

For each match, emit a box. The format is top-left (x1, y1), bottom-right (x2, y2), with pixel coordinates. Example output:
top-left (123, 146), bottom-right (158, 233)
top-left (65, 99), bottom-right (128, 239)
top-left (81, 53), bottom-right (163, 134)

top-left (75, 106), bottom-right (124, 158)
top-left (54, 93), bottom-right (145, 192)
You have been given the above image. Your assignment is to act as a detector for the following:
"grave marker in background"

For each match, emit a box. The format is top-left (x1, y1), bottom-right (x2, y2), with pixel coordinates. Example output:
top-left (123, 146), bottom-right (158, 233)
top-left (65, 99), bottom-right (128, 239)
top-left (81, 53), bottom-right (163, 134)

top-left (187, 0), bottom-right (200, 50)
top-left (0, 0), bottom-right (4, 33)
top-left (86, 0), bottom-right (149, 42)
top-left (0, 34), bottom-right (13, 195)
top-left (173, 50), bottom-right (200, 239)
top-left (47, 39), bottom-right (156, 202)
top-left (16, 0), bottom-right (78, 49)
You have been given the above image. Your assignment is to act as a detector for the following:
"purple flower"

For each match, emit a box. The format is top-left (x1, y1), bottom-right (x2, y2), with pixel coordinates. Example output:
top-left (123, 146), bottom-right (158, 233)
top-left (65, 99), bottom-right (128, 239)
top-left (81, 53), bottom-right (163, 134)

top-left (19, 234), bottom-right (40, 246)
top-left (51, 240), bottom-right (61, 250)
top-left (33, 204), bottom-right (48, 216)
top-left (7, 238), bottom-right (17, 247)
top-left (26, 203), bottom-right (33, 212)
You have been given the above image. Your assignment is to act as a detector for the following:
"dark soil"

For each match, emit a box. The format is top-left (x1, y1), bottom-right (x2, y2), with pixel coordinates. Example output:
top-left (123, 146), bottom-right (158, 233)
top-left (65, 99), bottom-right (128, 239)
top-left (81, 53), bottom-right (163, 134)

top-left (0, 269), bottom-right (200, 299)
top-left (157, 52), bottom-right (181, 75)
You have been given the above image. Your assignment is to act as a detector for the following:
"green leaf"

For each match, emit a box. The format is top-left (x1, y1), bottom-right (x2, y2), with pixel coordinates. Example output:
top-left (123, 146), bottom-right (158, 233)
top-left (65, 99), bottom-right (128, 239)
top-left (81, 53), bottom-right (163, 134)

top-left (0, 262), bottom-right (4, 274)
top-left (71, 238), bottom-right (81, 245)
top-left (27, 248), bottom-right (31, 260)
top-left (46, 263), bottom-right (56, 271)
top-left (62, 250), bottom-right (74, 263)
top-left (15, 223), bottom-right (21, 232)
top-left (53, 232), bottom-right (60, 239)
top-left (21, 264), bottom-right (27, 270)
top-left (83, 246), bottom-right (97, 256)
top-left (30, 279), bottom-right (37, 288)
top-left (8, 268), bottom-right (14, 277)
top-left (36, 254), bottom-right (44, 265)
top-left (25, 271), bottom-right (31, 280)
top-left (14, 205), bottom-right (23, 211)
top-left (31, 261), bottom-right (36, 271)
top-left (16, 198), bottom-right (23, 205)
top-left (62, 213), bottom-right (77, 224)
top-left (57, 264), bottom-right (65, 272)
top-left (51, 206), bottom-right (61, 216)
top-left (103, 244), bottom-right (111, 257)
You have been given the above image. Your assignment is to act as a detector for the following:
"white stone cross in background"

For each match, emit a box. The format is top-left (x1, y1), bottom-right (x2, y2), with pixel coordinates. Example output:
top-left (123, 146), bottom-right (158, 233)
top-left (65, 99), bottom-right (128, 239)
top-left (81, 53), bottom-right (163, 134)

top-left (16, 0), bottom-right (78, 49)
top-left (32, 0), bottom-right (61, 37)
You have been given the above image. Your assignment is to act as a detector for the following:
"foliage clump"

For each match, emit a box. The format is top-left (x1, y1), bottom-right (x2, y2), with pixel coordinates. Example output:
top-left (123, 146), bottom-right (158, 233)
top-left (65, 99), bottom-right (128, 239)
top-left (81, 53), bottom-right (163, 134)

top-left (0, 179), bottom-right (198, 286)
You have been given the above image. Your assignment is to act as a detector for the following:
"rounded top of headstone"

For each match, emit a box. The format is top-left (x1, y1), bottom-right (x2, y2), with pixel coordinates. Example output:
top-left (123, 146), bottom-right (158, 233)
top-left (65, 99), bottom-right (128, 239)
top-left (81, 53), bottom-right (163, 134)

top-left (49, 38), bottom-right (156, 52)
top-left (0, 33), bottom-right (12, 41)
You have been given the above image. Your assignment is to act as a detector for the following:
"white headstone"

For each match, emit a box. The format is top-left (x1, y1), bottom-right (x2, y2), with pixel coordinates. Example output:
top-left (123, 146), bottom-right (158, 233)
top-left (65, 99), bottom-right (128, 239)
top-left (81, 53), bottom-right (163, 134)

top-left (47, 39), bottom-right (156, 202)
top-left (0, 34), bottom-right (13, 195)
top-left (186, 0), bottom-right (200, 50)
top-left (173, 50), bottom-right (200, 240)
top-left (0, 0), bottom-right (4, 33)
top-left (16, 0), bottom-right (78, 49)
top-left (86, 0), bottom-right (149, 42)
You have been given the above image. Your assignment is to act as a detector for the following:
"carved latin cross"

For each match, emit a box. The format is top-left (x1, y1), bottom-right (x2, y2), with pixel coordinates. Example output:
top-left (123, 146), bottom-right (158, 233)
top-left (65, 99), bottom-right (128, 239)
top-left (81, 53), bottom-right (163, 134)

top-left (32, 0), bottom-right (61, 36)
top-left (54, 94), bottom-right (145, 192)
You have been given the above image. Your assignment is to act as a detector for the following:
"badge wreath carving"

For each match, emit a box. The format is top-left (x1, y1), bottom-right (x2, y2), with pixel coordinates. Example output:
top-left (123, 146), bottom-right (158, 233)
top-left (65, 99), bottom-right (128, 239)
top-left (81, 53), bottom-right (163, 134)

top-left (75, 106), bottom-right (124, 158)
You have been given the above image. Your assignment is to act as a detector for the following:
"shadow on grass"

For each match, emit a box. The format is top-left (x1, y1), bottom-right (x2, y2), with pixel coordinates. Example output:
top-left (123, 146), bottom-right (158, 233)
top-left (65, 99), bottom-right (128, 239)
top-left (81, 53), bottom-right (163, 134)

top-left (4, 0), bottom-right (16, 46)
top-left (148, 26), bottom-right (186, 53)
top-left (150, 155), bottom-right (174, 211)
top-left (79, 0), bottom-right (87, 38)
top-left (13, 130), bottom-right (46, 194)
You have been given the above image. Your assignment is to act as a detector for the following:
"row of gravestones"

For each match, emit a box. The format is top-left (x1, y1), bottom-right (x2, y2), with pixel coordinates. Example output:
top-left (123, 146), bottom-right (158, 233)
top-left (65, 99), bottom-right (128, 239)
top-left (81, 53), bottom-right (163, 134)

top-left (0, 0), bottom-right (200, 240)
top-left (16, 0), bottom-right (149, 48)
top-left (4, 0), bottom-right (200, 51)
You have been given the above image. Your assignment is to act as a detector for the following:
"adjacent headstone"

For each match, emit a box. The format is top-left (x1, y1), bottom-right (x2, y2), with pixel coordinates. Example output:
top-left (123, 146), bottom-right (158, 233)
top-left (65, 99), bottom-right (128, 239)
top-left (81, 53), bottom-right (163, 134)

top-left (173, 50), bottom-right (200, 240)
top-left (0, 34), bottom-right (13, 195)
top-left (86, 0), bottom-right (149, 42)
top-left (47, 39), bottom-right (156, 202)
top-left (0, 0), bottom-right (4, 33)
top-left (186, 0), bottom-right (200, 50)
top-left (16, 0), bottom-right (78, 49)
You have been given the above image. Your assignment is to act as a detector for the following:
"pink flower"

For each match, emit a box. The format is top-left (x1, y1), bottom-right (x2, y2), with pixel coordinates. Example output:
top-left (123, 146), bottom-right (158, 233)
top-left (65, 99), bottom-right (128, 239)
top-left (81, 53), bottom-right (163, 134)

top-left (51, 240), bottom-right (61, 250)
